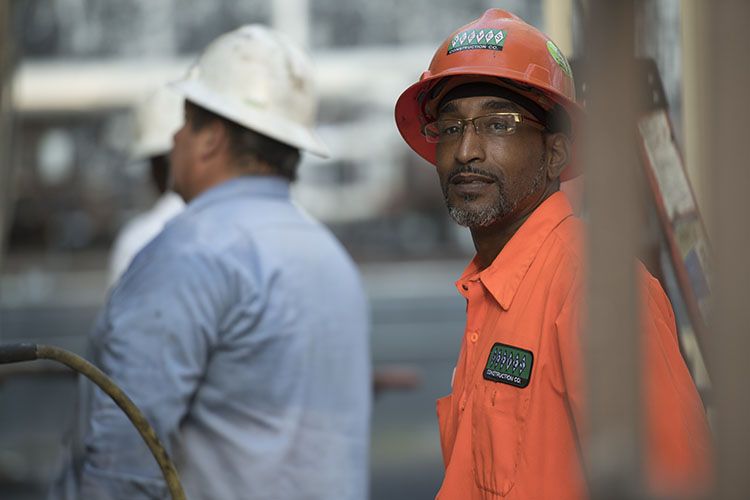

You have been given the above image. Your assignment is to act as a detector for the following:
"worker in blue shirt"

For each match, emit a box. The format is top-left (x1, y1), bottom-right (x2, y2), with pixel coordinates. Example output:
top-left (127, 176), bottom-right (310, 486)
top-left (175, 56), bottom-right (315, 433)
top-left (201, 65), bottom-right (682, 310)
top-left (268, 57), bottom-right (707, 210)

top-left (49, 25), bottom-right (371, 500)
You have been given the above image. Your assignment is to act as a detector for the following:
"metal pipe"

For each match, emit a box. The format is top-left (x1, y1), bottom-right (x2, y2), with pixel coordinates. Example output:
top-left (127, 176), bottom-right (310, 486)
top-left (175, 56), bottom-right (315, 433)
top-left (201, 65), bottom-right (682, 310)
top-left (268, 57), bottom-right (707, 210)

top-left (582, 0), bottom-right (644, 498)
top-left (0, 343), bottom-right (186, 500)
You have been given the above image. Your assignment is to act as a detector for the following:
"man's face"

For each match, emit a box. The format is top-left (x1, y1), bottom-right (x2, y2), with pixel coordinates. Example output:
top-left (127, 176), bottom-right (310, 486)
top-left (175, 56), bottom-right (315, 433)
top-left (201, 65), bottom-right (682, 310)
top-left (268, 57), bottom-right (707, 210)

top-left (169, 104), bottom-right (199, 202)
top-left (434, 94), bottom-right (549, 229)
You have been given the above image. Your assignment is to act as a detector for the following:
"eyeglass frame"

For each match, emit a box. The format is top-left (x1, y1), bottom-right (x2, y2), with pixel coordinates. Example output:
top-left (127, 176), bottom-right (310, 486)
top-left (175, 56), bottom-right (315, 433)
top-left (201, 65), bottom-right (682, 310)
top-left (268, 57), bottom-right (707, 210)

top-left (421, 112), bottom-right (547, 144)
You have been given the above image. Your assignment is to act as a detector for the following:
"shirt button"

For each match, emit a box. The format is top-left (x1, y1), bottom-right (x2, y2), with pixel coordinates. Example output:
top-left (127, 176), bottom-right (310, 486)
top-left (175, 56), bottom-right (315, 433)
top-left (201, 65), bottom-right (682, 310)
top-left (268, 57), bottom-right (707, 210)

top-left (470, 331), bottom-right (479, 343)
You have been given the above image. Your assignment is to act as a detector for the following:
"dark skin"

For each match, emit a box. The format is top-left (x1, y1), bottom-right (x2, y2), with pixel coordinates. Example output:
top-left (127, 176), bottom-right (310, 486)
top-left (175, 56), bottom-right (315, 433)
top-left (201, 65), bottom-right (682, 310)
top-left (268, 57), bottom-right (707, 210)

top-left (435, 94), bottom-right (570, 269)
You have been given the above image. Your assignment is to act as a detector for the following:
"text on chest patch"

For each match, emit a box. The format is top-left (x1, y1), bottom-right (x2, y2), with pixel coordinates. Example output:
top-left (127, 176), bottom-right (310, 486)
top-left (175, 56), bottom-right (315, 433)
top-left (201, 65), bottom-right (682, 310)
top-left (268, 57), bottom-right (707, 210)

top-left (483, 342), bottom-right (534, 388)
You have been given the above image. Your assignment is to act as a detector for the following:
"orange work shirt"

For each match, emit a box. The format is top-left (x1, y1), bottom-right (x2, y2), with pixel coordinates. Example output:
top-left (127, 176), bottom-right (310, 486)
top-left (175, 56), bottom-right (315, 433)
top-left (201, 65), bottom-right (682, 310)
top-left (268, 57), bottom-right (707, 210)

top-left (436, 192), bottom-right (712, 499)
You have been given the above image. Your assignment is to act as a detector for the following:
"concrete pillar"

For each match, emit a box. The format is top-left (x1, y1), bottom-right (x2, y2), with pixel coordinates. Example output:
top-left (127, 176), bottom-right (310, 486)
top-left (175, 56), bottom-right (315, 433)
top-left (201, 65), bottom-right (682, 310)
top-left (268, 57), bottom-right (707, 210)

top-left (706, 1), bottom-right (750, 498)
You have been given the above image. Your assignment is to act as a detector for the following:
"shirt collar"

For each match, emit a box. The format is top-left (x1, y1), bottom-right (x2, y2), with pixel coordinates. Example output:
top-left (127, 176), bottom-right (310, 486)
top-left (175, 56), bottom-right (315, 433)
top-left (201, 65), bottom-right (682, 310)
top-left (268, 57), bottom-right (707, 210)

top-left (187, 175), bottom-right (290, 213)
top-left (456, 191), bottom-right (574, 310)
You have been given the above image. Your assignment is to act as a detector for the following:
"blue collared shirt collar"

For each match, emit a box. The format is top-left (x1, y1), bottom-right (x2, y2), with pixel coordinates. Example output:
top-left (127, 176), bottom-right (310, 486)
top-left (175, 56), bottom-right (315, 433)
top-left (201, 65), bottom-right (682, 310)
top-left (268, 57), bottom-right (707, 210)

top-left (187, 175), bottom-right (291, 214)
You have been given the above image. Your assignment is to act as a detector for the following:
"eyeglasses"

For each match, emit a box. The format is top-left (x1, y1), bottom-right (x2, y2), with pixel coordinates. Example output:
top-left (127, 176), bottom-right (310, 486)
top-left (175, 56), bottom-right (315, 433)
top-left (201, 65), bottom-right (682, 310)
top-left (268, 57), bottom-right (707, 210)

top-left (422, 112), bottom-right (546, 144)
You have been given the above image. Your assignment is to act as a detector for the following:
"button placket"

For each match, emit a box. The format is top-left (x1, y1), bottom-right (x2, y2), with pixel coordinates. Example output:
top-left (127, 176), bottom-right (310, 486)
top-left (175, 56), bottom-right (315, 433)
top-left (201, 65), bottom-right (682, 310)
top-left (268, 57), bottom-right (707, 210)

top-left (457, 279), bottom-right (483, 414)
top-left (463, 280), bottom-right (483, 332)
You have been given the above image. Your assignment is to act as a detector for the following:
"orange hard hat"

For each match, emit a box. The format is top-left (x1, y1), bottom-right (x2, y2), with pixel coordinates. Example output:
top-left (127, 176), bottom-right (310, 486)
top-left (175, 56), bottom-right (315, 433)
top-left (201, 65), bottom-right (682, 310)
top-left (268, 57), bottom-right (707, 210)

top-left (395, 9), bottom-right (583, 180)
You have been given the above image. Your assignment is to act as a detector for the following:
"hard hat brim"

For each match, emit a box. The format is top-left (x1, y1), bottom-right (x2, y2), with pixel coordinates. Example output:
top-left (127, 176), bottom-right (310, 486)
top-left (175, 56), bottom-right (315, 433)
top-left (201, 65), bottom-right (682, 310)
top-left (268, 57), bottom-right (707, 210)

top-left (171, 79), bottom-right (330, 159)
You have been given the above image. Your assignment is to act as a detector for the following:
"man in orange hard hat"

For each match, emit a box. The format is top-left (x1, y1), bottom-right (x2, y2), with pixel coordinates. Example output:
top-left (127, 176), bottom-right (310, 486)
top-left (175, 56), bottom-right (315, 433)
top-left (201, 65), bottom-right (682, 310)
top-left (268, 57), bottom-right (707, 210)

top-left (395, 9), bottom-right (712, 499)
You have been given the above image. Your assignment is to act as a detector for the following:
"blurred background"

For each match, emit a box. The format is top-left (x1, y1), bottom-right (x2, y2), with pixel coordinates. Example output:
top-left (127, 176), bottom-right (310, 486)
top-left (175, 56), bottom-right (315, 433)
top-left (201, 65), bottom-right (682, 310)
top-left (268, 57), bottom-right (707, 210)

top-left (0, 0), bottom-right (728, 498)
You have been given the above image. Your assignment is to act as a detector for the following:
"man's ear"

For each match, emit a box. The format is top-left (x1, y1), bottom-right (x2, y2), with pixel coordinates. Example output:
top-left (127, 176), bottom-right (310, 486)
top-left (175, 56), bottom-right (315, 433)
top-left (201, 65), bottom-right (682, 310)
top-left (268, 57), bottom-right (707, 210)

top-left (545, 132), bottom-right (571, 180)
top-left (196, 120), bottom-right (227, 162)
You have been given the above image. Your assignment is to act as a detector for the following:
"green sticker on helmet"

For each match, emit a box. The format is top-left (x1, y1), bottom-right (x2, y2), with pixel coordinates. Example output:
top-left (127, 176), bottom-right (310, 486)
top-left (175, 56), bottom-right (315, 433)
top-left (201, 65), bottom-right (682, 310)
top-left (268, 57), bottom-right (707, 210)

top-left (448, 29), bottom-right (506, 55)
top-left (546, 40), bottom-right (573, 78)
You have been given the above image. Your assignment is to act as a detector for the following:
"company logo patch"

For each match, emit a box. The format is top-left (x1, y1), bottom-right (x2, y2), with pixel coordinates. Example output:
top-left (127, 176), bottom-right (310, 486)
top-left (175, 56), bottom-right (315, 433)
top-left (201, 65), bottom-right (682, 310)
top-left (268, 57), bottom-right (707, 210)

top-left (448, 29), bottom-right (506, 55)
top-left (483, 343), bottom-right (533, 388)
top-left (546, 40), bottom-right (573, 78)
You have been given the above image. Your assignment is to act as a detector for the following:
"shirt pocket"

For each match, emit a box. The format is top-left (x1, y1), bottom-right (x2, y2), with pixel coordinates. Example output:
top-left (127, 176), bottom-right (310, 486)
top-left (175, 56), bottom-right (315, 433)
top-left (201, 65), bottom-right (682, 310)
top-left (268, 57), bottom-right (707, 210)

top-left (471, 382), bottom-right (529, 497)
top-left (436, 394), bottom-right (456, 467)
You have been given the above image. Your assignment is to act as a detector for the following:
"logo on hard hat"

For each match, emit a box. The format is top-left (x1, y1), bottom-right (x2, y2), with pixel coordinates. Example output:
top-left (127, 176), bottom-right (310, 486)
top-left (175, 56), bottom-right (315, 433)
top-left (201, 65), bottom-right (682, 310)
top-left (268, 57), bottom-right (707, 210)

top-left (546, 40), bottom-right (573, 78)
top-left (448, 29), bottom-right (506, 55)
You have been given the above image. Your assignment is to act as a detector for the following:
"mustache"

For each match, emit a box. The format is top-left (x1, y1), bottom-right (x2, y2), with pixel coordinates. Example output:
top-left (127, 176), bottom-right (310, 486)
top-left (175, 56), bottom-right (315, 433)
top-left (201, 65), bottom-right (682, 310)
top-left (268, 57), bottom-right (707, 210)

top-left (447, 164), bottom-right (502, 184)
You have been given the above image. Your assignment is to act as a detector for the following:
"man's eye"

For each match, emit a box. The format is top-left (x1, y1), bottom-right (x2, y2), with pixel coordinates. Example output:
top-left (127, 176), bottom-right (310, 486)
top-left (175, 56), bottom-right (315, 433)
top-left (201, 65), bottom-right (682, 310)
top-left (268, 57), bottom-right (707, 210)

top-left (439, 123), bottom-right (462, 136)
top-left (486, 119), bottom-right (510, 132)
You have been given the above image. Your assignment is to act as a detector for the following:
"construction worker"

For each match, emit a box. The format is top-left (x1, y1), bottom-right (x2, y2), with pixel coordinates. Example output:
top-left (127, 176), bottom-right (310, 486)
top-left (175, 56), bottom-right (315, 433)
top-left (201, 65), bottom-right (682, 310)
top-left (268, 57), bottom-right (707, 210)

top-left (394, 9), bottom-right (712, 499)
top-left (108, 87), bottom-right (185, 286)
top-left (49, 25), bottom-right (371, 499)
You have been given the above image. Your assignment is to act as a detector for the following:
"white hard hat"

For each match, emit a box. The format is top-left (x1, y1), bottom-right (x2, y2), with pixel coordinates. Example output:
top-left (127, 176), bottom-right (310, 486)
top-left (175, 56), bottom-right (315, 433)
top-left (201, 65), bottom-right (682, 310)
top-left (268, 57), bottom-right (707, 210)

top-left (131, 86), bottom-right (184, 160)
top-left (171, 25), bottom-right (329, 158)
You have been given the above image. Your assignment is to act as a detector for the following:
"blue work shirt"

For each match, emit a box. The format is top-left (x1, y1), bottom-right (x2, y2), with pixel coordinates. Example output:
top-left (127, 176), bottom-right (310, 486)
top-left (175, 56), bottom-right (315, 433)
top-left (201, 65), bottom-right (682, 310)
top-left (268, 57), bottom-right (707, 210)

top-left (50, 176), bottom-right (371, 499)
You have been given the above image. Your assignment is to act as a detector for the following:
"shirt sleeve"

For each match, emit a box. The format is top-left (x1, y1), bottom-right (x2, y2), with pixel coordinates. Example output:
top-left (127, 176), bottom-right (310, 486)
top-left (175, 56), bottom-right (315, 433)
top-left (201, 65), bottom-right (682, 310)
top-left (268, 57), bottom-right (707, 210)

top-left (639, 269), bottom-right (713, 496)
top-left (76, 249), bottom-right (236, 499)
top-left (554, 262), bottom-right (713, 497)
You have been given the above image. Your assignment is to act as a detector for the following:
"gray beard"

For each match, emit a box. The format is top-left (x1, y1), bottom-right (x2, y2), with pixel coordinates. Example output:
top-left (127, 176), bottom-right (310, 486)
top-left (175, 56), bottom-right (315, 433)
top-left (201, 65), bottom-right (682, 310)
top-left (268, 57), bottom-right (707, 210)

top-left (445, 157), bottom-right (547, 228)
top-left (447, 191), bottom-right (509, 227)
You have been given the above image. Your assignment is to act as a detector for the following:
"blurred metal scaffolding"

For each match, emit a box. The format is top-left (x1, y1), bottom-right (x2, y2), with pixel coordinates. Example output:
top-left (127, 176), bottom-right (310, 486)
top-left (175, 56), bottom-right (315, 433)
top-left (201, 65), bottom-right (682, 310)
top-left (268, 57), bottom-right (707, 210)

top-left (272, 0), bottom-right (310, 48)
top-left (543, 0), bottom-right (574, 56)
top-left (680, 0), bottom-right (710, 222)
top-left (0, 0), bottom-right (14, 273)
top-left (706, 2), bottom-right (750, 499)
top-left (582, 0), bottom-right (644, 498)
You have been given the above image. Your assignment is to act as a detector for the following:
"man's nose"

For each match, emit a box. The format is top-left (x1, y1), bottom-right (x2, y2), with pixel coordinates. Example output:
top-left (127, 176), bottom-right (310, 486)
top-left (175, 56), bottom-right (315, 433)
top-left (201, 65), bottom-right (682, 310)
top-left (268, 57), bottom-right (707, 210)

top-left (454, 123), bottom-right (485, 165)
